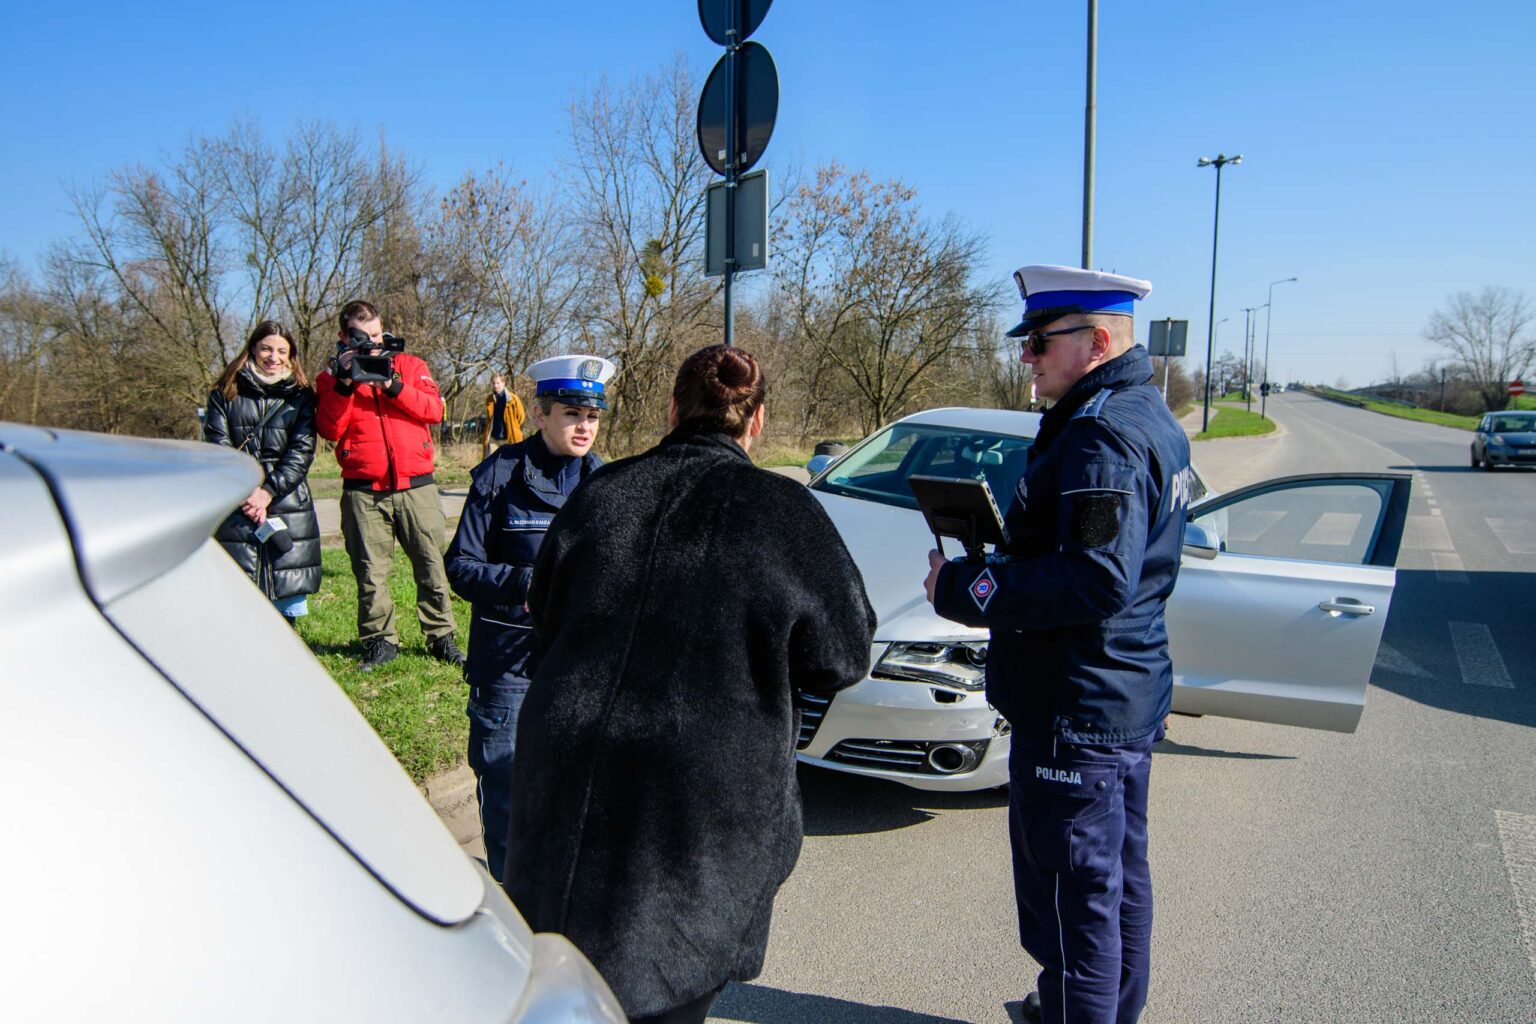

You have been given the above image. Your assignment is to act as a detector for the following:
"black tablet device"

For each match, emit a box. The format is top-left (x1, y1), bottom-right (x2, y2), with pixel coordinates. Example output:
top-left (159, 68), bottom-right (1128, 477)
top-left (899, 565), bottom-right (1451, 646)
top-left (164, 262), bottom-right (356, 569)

top-left (908, 474), bottom-right (1010, 559)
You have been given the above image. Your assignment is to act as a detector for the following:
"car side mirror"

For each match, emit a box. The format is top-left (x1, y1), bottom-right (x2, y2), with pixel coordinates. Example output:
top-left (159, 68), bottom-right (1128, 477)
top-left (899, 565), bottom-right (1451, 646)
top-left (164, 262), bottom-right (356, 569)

top-left (805, 454), bottom-right (835, 478)
top-left (1182, 522), bottom-right (1220, 560)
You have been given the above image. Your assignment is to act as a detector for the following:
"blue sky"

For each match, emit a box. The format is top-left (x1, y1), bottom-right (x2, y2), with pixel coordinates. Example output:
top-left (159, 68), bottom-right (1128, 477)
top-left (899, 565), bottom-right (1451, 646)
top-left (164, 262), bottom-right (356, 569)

top-left (2, 1), bottom-right (1532, 387)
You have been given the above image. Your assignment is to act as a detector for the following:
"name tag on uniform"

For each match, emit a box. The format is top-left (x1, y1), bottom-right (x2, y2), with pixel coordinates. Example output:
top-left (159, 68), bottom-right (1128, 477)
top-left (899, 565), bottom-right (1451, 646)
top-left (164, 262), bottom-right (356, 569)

top-left (502, 516), bottom-right (553, 531)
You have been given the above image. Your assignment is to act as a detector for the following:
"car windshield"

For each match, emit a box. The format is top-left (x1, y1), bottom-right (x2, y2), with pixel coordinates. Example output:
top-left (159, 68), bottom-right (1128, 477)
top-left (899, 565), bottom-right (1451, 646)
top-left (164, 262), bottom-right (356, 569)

top-left (1491, 415), bottom-right (1536, 432)
top-left (811, 423), bottom-right (1034, 511)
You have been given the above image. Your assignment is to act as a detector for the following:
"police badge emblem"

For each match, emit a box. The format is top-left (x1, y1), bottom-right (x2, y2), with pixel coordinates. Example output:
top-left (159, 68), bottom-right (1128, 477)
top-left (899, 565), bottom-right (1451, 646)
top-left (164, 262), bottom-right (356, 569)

top-left (969, 568), bottom-right (998, 613)
top-left (579, 359), bottom-right (603, 381)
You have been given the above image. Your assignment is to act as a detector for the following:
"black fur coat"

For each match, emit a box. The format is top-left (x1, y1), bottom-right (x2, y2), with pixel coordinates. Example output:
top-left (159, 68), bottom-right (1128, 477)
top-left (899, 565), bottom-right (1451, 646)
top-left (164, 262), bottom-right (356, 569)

top-left (503, 428), bottom-right (876, 1016)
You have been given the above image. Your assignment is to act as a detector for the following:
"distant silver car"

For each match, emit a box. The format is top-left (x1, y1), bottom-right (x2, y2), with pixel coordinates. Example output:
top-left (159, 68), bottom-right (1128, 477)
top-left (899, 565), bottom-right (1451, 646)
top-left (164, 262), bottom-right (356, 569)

top-left (1471, 410), bottom-right (1536, 468)
top-left (0, 424), bottom-right (623, 1022)
top-left (797, 408), bottom-right (1411, 791)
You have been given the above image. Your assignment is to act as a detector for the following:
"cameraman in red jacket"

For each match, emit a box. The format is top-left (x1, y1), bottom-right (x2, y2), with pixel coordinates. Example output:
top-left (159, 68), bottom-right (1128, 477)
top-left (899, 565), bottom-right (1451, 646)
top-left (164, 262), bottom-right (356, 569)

top-left (316, 300), bottom-right (465, 671)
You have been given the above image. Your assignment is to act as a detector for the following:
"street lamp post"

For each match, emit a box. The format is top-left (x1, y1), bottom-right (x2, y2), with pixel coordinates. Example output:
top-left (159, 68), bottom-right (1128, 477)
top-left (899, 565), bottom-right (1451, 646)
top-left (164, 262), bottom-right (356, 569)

top-left (1081, 0), bottom-right (1098, 269)
top-left (1198, 154), bottom-right (1242, 432)
top-left (1261, 276), bottom-right (1298, 419)
top-left (1241, 306), bottom-right (1260, 411)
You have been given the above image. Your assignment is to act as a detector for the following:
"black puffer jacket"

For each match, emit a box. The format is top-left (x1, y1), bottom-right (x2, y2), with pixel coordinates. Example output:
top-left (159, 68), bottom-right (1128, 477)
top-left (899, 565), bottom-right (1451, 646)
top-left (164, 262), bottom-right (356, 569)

top-left (203, 369), bottom-right (322, 601)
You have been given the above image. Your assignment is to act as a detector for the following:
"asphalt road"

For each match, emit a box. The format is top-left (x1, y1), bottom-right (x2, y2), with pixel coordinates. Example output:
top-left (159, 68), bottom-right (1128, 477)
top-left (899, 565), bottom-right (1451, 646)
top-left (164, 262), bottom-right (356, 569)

top-left (708, 392), bottom-right (1536, 1024)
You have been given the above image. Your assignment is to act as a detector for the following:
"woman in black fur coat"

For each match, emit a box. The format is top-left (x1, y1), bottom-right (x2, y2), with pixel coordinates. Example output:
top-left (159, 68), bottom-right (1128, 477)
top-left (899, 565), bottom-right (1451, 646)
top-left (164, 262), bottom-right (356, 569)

top-left (203, 321), bottom-right (322, 623)
top-left (504, 345), bottom-right (876, 1023)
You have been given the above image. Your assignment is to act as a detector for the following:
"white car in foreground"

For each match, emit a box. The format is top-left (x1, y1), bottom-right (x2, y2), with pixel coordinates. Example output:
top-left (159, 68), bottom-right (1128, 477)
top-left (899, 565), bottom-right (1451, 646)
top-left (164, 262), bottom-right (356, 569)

top-left (0, 424), bottom-right (623, 1021)
top-left (797, 408), bottom-right (1411, 791)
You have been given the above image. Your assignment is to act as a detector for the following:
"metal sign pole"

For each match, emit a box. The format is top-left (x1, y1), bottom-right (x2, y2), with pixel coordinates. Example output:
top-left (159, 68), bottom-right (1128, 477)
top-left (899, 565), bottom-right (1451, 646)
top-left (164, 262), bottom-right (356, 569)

top-left (1162, 318), bottom-right (1172, 400)
top-left (723, 4), bottom-right (738, 347)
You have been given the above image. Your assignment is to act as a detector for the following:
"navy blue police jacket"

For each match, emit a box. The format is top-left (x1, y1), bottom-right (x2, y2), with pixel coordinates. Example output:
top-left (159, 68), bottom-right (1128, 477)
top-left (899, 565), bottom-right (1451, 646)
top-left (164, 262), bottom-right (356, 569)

top-left (445, 433), bottom-right (602, 693)
top-left (933, 346), bottom-right (1195, 745)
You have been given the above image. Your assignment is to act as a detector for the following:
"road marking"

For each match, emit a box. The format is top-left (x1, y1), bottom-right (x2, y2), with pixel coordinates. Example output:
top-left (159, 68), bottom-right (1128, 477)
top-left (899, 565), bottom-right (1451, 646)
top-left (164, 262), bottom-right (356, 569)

top-left (1488, 518), bottom-right (1536, 555)
top-left (1373, 642), bottom-right (1434, 678)
top-left (1403, 515), bottom-right (1454, 551)
top-left (1227, 509), bottom-right (1285, 543)
top-left (1450, 622), bottom-right (1514, 688)
top-left (1302, 512), bottom-right (1363, 546)
top-left (1433, 552), bottom-right (1468, 583)
top-left (1495, 810), bottom-right (1536, 985)
top-left (1430, 508), bottom-right (1442, 517)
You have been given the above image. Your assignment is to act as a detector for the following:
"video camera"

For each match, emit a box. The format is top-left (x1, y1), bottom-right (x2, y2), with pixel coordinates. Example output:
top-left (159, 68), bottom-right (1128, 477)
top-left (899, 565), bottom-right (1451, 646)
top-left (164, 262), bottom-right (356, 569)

top-left (340, 326), bottom-right (406, 385)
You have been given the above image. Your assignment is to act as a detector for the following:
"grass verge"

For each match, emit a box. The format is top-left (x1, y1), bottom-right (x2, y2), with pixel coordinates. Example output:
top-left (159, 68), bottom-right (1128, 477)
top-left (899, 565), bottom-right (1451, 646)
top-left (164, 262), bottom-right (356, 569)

top-left (1307, 387), bottom-right (1480, 430)
top-left (1193, 404), bottom-right (1278, 441)
top-left (298, 548), bottom-right (471, 783)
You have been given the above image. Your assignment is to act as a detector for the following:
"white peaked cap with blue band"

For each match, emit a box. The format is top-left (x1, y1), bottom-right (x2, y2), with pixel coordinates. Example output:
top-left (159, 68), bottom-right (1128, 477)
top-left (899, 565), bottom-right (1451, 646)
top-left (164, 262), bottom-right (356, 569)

top-left (526, 354), bottom-right (617, 410)
top-left (1006, 265), bottom-right (1153, 337)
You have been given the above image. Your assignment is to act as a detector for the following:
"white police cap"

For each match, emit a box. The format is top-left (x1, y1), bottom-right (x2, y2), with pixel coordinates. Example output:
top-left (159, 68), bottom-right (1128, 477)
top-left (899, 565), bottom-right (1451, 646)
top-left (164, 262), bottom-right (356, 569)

top-left (1007, 265), bottom-right (1153, 337)
top-left (526, 354), bottom-right (617, 410)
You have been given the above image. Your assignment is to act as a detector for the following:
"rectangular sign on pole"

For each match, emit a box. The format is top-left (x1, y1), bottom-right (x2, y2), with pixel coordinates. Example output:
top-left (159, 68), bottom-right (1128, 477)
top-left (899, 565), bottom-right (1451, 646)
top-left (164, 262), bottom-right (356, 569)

top-left (1148, 318), bottom-right (1188, 357)
top-left (706, 169), bottom-right (769, 277)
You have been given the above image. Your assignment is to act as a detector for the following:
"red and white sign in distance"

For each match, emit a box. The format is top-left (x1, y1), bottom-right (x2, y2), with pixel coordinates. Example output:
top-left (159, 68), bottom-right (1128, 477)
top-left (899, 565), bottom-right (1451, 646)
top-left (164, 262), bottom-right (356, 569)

top-left (1509, 380), bottom-right (1527, 396)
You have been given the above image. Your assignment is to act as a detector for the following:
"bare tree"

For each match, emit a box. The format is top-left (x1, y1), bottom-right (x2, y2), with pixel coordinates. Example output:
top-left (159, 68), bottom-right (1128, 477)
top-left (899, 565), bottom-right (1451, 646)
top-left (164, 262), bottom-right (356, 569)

top-left (778, 163), bottom-right (997, 433)
top-left (1425, 286), bottom-right (1535, 411)
top-left (564, 56), bottom-right (720, 452)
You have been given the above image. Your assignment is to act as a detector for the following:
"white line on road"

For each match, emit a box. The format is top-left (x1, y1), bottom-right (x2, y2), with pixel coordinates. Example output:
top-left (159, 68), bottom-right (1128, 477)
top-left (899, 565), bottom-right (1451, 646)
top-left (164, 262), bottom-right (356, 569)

top-left (1302, 512), bottom-right (1363, 546)
top-left (1404, 515), bottom-right (1454, 550)
top-left (1495, 810), bottom-right (1536, 986)
top-left (1488, 518), bottom-right (1536, 555)
top-left (1450, 622), bottom-right (1515, 688)
top-left (1431, 508), bottom-right (1442, 517)
top-left (1433, 552), bottom-right (1469, 583)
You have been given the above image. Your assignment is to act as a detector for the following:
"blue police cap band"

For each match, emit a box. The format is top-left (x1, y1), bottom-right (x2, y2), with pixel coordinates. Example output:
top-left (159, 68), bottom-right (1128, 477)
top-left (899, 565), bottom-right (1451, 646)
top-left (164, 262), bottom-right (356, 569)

top-left (1006, 290), bottom-right (1138, 337)
top-left (537, 377), bottom-right (605, 397)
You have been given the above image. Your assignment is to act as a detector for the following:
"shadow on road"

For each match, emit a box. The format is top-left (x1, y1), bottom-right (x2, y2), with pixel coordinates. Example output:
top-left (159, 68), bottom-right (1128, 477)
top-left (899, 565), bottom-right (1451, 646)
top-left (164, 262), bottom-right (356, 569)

top-left (1152, 737), bottom-right (1295, 760)
top-left (797, 764), bottom-right (1005, 837)
top-left (713, 982), bottom-right (971, 1023)
top-left (1371, 569), bottom-right (1536, 730)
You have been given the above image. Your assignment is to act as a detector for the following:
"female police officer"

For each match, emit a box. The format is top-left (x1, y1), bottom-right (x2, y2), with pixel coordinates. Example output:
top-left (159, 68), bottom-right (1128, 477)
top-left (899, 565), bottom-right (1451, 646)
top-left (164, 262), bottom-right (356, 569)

top-left (444, 354), bottom-right (614, 883)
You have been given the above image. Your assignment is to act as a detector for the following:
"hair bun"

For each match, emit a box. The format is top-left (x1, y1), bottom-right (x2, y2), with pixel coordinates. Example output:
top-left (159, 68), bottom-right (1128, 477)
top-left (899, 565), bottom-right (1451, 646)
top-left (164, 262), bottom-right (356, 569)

top-left (716, 350), bottom-right (753, 389)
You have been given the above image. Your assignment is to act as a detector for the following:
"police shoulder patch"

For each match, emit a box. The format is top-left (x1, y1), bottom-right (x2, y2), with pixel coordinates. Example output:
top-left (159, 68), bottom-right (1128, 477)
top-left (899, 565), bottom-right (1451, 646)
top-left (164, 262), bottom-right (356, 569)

top-left (1071, 493), bottom-right (1122, 547)
top-left (969, 567), bottom-right (999, 612)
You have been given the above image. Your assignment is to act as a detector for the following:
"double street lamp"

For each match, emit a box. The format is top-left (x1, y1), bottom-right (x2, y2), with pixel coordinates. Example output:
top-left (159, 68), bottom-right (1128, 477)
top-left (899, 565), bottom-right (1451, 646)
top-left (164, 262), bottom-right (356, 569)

top-left (1198, 154), bottom-right (1242, 432)
top-left (1262, 277), bottom-right (1298, 419)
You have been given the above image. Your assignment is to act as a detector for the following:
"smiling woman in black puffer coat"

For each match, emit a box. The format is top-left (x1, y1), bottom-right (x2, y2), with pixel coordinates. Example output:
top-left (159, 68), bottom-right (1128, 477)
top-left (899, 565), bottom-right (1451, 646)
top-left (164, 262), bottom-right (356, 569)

top-left (203, 320), bottom-right (322, 624)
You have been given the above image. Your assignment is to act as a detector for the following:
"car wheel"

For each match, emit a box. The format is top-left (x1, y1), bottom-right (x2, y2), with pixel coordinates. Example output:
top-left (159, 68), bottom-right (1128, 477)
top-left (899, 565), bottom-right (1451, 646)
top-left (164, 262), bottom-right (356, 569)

top-left (1471, 448), bottom-right (1480, 468)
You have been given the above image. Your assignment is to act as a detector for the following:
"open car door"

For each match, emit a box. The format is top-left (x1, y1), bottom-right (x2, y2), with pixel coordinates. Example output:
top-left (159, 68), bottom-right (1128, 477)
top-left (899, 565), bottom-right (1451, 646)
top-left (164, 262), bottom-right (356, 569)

top-left (1167, 473), bottom-right (1412, 732)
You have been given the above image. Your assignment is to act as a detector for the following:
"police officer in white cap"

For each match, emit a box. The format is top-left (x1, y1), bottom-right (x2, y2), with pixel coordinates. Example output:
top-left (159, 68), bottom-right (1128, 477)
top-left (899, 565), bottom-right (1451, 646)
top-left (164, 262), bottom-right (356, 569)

top-left (923, 266), bottom-right (1195, 1024)
top-left (445, 354), bottom-right (615, 881)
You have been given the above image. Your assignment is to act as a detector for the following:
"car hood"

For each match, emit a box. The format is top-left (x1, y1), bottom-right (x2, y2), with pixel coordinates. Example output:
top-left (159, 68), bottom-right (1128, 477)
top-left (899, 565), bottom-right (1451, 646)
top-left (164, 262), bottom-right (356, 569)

top-left (1489, 430), bottom-right (1536, 441)
top-left (811, 488), bottom-right (987, 644)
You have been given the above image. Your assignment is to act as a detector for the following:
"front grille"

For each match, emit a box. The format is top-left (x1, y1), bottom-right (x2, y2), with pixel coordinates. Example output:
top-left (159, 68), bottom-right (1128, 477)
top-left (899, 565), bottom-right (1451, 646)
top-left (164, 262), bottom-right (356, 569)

top-left (826, 738), bottom-right (990, 775)
top-left (795, 692), bottom-right (832, 750)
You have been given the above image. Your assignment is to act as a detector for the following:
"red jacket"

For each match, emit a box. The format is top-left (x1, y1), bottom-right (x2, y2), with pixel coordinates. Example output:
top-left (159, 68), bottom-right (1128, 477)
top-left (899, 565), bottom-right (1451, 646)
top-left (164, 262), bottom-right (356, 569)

top-left (316, 352), bottom-right (445, 491)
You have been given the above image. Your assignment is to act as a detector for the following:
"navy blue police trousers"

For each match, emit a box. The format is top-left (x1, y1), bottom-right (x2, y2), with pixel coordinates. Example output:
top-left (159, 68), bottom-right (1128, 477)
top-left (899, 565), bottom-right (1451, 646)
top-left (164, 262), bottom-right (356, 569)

top-left (467, 685), bottom-right (523, 883)
top-left (1008, 730), bottom-right (1158, 1024)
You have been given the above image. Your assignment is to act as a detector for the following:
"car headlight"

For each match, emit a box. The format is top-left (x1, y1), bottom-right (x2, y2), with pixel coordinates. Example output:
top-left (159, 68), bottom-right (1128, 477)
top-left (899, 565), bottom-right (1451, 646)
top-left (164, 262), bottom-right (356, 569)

top-left (873, 641), bottom-right (988, 691)
top-left (1491, 434), bottom-right (1508, 445)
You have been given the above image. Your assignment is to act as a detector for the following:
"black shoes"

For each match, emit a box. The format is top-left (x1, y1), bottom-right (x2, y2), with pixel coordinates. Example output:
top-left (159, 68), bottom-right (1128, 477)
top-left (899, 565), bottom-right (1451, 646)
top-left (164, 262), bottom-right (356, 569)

top-left (1018, 992), bottom-right (1041, 1024)
top-left (359, 637), bottom-right (399, 672)
top-left (427, 634), bottom-right (466, 667)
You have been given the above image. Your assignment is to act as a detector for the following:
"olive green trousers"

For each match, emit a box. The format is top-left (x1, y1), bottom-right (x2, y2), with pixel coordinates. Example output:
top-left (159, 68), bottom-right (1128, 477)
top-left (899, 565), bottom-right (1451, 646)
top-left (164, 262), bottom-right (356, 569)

top-left (340, 484), bottom-right (457, 645)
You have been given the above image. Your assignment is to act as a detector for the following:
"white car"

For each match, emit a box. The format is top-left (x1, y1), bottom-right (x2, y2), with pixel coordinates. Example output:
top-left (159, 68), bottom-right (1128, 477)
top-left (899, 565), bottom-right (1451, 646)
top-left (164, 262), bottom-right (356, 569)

top-left (797, 408), bottom-right (1410, 791)
top-left (0, 424), bottom-right (623, 1022)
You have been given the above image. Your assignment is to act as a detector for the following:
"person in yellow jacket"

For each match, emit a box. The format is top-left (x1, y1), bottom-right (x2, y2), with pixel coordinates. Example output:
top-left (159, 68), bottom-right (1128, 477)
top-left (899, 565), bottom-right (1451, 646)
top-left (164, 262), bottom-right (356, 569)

top-left (481, 372), bottom-right (526, 459)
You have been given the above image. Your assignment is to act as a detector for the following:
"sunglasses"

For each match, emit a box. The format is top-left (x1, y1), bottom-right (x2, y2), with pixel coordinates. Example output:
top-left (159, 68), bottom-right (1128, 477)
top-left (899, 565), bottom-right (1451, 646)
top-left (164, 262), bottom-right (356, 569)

top-left (1018, 323), bottom-right (1095, 356)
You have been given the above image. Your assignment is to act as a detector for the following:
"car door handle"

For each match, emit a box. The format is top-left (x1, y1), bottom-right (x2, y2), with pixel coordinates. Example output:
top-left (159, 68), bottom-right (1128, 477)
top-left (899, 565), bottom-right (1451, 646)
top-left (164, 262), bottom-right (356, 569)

top-left (1319, 599), bottom-right (1375, 617)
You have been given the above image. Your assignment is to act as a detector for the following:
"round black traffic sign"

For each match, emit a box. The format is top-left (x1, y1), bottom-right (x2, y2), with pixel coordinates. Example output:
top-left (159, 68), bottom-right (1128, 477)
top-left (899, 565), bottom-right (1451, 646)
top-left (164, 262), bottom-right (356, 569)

top-left (698, 0), bottom-right (774, 46)
top-left (696, 42), bottom-right (779, 176)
